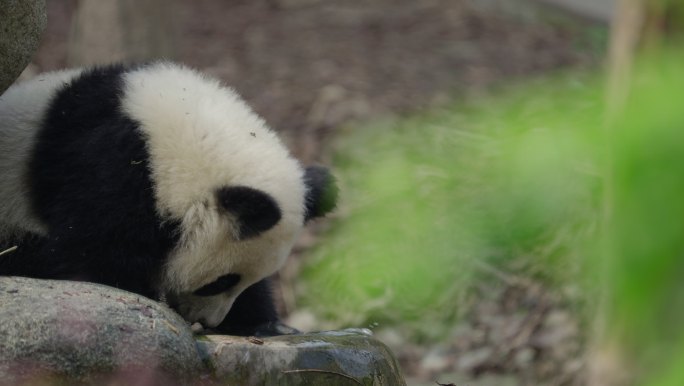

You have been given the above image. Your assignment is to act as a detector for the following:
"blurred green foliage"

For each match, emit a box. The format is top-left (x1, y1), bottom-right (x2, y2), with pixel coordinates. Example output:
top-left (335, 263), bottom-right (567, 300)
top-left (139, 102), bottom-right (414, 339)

top-left (604, 50), bottom-right (684, 385)
top-left (299, 46), bottom-right (684, 383)
top-left (299, 75), bottom-right (603, 339)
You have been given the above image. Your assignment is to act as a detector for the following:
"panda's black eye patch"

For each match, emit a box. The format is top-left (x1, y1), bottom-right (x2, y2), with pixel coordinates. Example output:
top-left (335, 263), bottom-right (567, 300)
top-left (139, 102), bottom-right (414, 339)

top-left (193, 274), bottom-right (241, 297)
top-left (216, 186), bottom-right (281, 240)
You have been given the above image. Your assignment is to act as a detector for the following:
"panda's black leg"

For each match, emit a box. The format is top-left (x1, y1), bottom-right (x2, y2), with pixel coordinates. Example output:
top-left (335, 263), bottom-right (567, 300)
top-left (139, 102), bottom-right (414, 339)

top-left (0, 233), bottom-right (49, 277)
top-left (214, 277), bottom-right (299, 336)
top-left (19, 233), bottom-right (161, 300)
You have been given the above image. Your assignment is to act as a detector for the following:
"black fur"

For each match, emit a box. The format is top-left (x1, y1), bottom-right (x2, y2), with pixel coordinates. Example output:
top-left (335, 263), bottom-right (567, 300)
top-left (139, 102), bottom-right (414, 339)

top-left (303, 166), bottom-right (338, 222)
top-left (216, 278), bottom-right (285, 336)
top-left (217, 186), bottom-right (281, 240)
top-left (193, 273), bottom-right (241, 297)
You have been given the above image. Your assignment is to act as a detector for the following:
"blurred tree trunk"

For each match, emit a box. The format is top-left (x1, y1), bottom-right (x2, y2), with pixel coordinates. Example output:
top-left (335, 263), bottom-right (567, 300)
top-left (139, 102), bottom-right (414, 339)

top-left (605, 0), bottom-right (645, 117)
top-left (68, 0), bottom-right (176, 67)
top-left (606, 0), bottom-right (683, 113)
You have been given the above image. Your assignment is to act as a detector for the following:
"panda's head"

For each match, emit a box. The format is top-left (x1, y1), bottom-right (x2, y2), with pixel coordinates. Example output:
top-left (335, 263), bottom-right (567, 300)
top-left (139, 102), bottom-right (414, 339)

top-left (161, 166), bottom-right (335, 328)
top-left (120, 63), bottom-right (337, 327)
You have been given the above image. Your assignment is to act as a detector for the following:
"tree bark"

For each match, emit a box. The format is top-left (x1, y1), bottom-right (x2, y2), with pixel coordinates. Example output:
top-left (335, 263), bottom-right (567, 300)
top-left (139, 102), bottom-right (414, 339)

top-left (67, 0), bottom-right (176, 67)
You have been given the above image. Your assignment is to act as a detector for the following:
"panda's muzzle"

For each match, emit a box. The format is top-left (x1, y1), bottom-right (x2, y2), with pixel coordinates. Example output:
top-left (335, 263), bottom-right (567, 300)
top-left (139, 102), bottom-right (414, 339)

top-left (193, 273), bottom-right (241, 297)
top-left (165, 282), bottom-right (244, 328)
top-left (165, 286), bottom-right (240, 328)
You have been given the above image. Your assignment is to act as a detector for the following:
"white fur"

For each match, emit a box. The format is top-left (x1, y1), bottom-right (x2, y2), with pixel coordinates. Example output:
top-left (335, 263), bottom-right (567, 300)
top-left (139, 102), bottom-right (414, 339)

top-left (122, 63), bottom-right (307, 326)
top-left (0, 69), bottom-right (83, 238)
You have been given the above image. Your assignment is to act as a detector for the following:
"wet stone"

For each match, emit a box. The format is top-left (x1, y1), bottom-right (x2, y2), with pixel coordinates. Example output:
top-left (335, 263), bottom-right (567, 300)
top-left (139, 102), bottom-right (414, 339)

top-left (198, 329), bottom-right (407, 386)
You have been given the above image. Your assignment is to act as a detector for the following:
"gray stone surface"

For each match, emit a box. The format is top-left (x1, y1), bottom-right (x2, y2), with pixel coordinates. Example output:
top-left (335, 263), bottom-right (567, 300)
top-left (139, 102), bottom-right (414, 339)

top-left (0, 0), bottom-right (47, 95)
top-left (198, 329), bottom-right (407, 386)
top-left (0, 276), bottom-right (406, 385)
top-left (0, 277), bottom-right (203, 385)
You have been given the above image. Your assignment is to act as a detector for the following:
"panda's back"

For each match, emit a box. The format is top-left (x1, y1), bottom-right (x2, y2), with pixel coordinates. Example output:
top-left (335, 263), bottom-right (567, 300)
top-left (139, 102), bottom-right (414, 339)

top-left (0, 69), bottom-right (82, 238)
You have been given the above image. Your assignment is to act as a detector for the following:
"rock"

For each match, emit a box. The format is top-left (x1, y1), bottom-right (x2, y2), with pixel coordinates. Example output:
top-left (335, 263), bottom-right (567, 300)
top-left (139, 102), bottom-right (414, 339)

top-left (512, 347), bottom-right (535, 368)
top-left (198, 329), bottom-right (407, 386)
top-left (456, 347), bottom-right (494, 372)
top-left (0, 0), bottom-right (47, 95)
top-left (0, 277), bottom-right (203, 385)
top-left (419, 347), bottom-right (451, 373)
top-left (0, 277), bottom-right (407, 385)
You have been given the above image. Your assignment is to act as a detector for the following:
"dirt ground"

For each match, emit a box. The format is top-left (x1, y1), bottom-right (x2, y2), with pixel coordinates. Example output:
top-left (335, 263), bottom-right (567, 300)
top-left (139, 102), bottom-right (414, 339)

top-left (31, 1), bottom-right (603, 385)
top-left (34, 0), bottom-right (599, 161)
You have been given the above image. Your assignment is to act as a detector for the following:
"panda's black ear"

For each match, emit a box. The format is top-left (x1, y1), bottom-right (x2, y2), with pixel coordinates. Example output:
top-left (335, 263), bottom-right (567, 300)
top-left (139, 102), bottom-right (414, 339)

top-left (217, 186), bottom-right (282, 240)
top-left (303, 166), bottom-right (338, 222)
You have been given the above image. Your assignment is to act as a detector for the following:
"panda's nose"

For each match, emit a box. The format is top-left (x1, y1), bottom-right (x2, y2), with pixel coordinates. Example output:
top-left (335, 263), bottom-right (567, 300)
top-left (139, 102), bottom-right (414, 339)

top-left (195, 297), bottom-right (236, 328)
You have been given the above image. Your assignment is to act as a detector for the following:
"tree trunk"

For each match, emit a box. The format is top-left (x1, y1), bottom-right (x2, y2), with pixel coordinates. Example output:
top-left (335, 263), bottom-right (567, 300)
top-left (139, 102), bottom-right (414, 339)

top-left (606, 0), bottom-right (684, 113)
top-left (67, 0), bottom-right (176, 67)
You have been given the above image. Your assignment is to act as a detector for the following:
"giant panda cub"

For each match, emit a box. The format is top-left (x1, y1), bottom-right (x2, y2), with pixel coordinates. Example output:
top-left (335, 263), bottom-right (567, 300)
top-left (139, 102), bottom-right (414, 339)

top-left (0, 62), bottom-right (336, 336)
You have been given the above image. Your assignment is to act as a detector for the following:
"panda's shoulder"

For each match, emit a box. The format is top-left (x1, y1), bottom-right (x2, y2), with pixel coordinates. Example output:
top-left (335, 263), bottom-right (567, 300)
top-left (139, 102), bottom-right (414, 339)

top-left (0, 68), bottom-right (83, 119)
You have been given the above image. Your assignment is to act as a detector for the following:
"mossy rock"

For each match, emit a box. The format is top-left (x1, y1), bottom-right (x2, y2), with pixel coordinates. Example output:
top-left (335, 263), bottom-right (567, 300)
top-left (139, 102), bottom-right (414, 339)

top-left (198, 329), bottom-right (407, 385)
